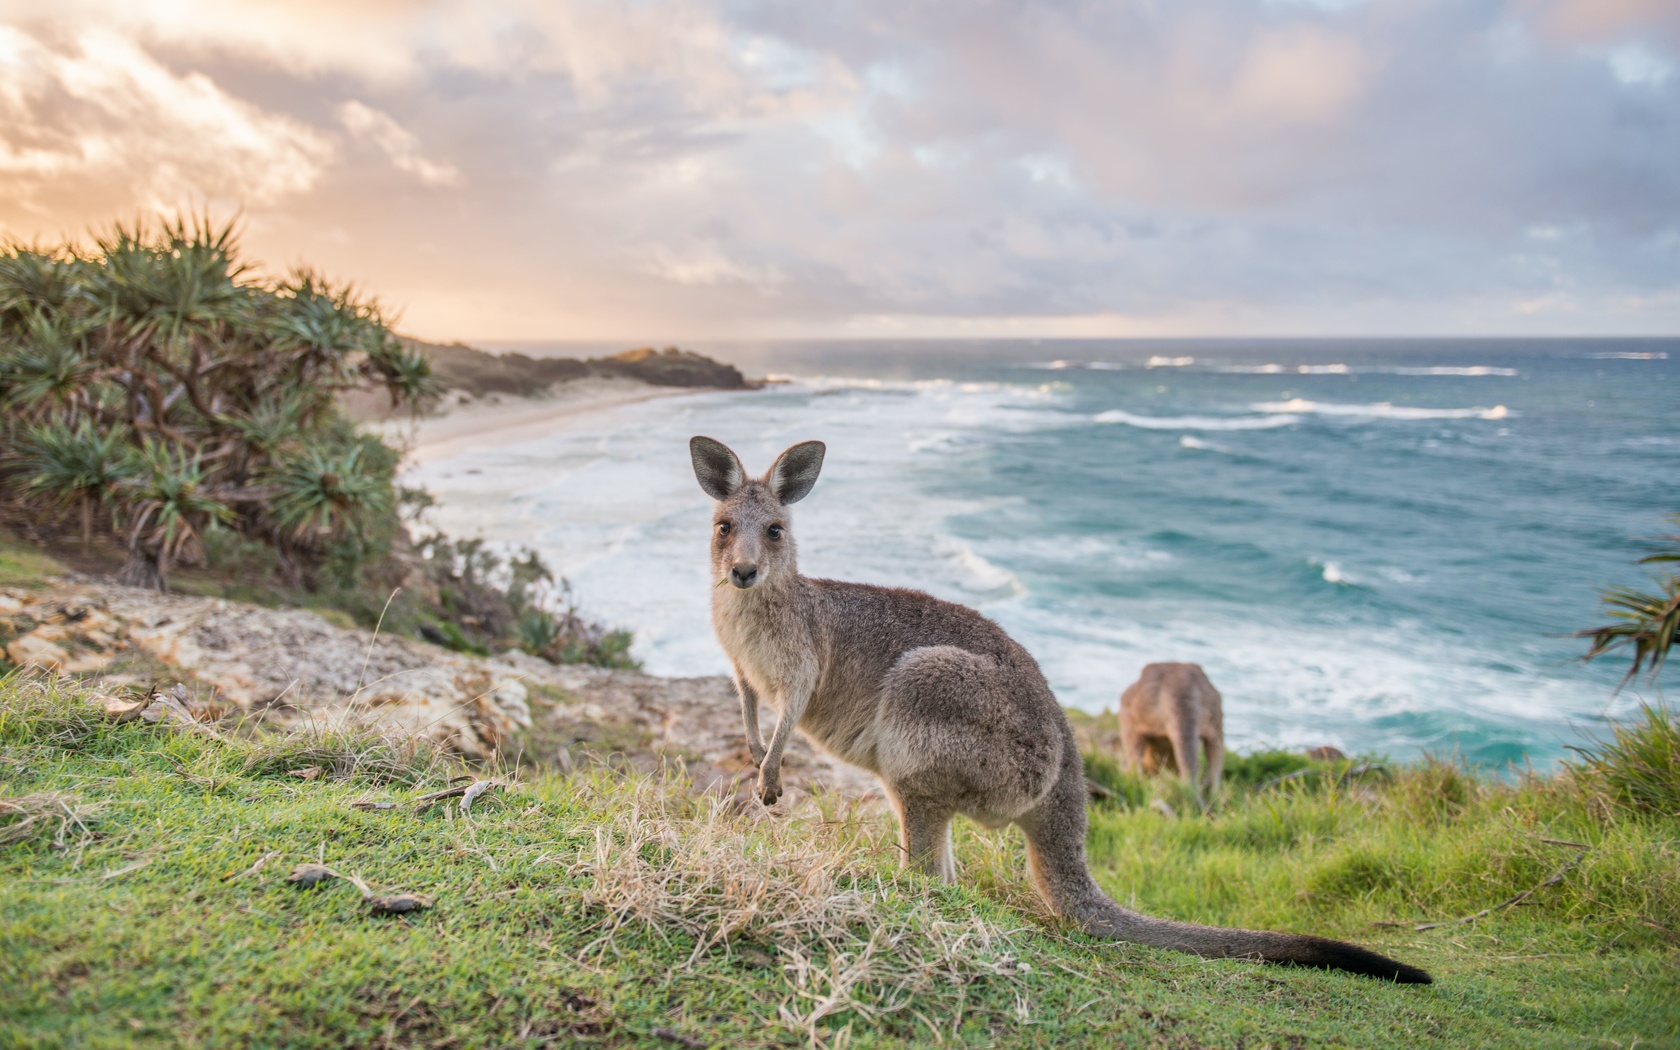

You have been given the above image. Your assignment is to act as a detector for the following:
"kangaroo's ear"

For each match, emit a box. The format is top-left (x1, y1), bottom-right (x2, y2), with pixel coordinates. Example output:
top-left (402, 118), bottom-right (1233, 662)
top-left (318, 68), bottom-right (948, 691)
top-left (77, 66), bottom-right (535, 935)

top-left (690, 436), bottom-right (746, 501)
top-left (767, 440), bottom-right (826, 505)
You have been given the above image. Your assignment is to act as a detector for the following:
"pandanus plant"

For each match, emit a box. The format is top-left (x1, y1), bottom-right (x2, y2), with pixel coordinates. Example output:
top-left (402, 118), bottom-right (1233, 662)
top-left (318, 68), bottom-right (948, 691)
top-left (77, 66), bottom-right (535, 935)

top-left (18, 420), bottom-right (136, 546)
top-left (0, 215), bottom-right (436, 591)
top-left (1, 310), bottom-right (102, 422)
top-left (121, 440), bottom-right (233, 590)
top-left (267, 439), bottom-right (397, 588)
top-left (1579, 515), bottom-right (1680, 687)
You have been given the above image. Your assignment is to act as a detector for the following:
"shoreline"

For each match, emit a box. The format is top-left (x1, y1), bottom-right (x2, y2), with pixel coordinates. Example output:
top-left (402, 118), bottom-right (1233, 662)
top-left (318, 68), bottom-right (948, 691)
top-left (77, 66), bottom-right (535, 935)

top-left (370, 377), bottom-right (716, 464)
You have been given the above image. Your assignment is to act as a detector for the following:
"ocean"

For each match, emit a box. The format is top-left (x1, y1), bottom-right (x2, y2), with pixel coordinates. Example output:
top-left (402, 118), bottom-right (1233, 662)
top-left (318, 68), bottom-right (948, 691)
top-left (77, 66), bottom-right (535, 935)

top-left (407, 338), bottom-right (1678, 767)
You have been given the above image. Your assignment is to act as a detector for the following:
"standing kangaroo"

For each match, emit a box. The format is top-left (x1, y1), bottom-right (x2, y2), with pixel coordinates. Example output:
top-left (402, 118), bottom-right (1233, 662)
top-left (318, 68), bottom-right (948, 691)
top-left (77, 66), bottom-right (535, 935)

top-left (690, 436), bottom-right (1430, 984)
top-left (1120, 662), bottom-right (1225, 801)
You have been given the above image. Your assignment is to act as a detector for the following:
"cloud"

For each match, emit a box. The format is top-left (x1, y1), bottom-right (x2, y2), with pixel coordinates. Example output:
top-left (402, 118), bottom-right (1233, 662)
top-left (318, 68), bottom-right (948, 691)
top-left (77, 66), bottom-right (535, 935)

top-left (0, 24), bottom-right (331, 215)
top-left (337, 101), bottom-right (461, 187)
top-left (0, 1), bottom-right (1675, 338)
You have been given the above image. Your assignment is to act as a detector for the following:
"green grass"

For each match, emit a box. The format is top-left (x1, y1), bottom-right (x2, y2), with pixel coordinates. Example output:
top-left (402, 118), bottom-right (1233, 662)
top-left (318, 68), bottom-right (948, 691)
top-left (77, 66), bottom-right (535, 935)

top-left (1, 676), bottom-right (1677, 1048)
top-left (0, 535), bottom-right (67, 589)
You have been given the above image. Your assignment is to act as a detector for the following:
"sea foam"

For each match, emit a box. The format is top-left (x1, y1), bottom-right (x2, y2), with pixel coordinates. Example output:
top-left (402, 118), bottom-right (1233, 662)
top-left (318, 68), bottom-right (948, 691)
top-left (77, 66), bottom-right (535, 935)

top-left (1253, 399), bottom-right (1511, 421)
top-left (1094, 408), bottom-right (1300, 430)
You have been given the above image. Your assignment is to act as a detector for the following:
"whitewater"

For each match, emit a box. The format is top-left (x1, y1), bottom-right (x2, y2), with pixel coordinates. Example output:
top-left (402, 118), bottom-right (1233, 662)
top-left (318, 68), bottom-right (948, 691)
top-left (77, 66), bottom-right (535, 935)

top-left (404, 339), bottom-right (1678, 766)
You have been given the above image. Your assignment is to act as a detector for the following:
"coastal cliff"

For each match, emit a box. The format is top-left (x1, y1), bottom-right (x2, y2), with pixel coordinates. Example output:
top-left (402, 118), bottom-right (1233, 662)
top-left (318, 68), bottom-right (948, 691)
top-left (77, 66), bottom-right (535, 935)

top-left (409, 340), bottom-right (753, 399)
top-left (0, 578), bottom-right (873, 799)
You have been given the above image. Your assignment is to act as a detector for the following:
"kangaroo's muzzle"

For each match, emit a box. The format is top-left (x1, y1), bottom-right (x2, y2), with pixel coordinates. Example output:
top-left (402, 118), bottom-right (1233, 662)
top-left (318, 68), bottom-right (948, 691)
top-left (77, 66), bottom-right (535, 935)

top-left (730, 561), bottom-right (759, 588)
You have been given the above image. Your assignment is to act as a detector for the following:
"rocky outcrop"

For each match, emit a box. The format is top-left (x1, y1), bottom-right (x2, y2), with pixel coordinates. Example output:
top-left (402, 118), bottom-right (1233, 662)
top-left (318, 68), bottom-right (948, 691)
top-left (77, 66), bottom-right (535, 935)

top-left (409, 340), bottom-right (590, 397)
top-left (588, 347), bottom-right (749, 389)
top-left (0, 583), bottom-right (873, 800)
top-left (403, 340), bottom-right (751, 401)
top-left (1, 584), bottom-right (532, 756)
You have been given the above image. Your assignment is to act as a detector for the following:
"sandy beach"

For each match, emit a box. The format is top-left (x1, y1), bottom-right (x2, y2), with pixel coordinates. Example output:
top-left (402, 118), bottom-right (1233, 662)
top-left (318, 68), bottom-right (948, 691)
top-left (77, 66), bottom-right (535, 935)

top-left (375, 376), bottom-right (706, 464)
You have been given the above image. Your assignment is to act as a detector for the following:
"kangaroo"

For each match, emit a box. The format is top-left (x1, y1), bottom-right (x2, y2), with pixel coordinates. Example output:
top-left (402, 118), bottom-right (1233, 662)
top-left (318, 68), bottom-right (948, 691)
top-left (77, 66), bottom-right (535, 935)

top-left (1120, 662), bottom-right (1225, 801)
top-left (689, 435), bottom-right (1431, 984)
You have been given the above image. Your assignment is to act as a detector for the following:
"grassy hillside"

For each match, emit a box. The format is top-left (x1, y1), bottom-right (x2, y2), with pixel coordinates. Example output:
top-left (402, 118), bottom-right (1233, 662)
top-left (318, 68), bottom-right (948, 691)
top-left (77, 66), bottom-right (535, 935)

top-left (1, 675), bottom-right (1676, 1048)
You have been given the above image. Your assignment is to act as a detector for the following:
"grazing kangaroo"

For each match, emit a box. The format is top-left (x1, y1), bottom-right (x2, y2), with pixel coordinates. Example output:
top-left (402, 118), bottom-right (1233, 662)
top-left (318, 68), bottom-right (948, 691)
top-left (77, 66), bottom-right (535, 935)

top-left (1120, 663), bottom-right (1225, 801)
top-left (689, 436), bottom-right (1431, 984)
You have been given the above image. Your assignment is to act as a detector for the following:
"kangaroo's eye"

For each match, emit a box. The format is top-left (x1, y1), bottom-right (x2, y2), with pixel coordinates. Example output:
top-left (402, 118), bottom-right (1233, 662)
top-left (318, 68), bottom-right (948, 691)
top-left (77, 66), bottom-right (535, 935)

top-left (767, 524), bottom-right (783, 541)
top-left (716, 521), bottom-right (731, 536)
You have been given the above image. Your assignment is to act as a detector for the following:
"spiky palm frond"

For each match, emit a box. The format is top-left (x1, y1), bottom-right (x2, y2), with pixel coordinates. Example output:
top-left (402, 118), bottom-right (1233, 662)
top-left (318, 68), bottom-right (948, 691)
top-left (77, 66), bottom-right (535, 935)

top-left (225, 390), bottom-right (320, 460)
top-left (90, 217), bottom-right (251, 361)
top-left (122, 439), bottom-right (234, 586)
top-left (363, 334), bottom-right (441, 407)
top-left (0, 308), bottom-right (103, 417)
top-left (269, 442), bottom-right (394, 547)
top-left (269, 280), bottom-right (370, 377)
top-left (0, 245), bottom-right (89, 322)
top-left (1579, 516), bottom-right (1680, 686)
top-left (17, 419), bottom-right (136, 543)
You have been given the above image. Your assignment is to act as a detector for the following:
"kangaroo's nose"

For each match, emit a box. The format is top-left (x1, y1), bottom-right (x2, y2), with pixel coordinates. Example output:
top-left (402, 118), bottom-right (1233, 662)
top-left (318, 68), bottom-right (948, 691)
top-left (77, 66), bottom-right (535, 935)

top-left (730, 561), bottom-right (759, 588)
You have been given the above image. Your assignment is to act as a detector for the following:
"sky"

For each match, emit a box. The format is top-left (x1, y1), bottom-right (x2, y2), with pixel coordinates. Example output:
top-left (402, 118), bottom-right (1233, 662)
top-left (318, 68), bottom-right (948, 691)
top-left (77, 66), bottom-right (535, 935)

top-left (0, 0), bottom-right (1676, 343)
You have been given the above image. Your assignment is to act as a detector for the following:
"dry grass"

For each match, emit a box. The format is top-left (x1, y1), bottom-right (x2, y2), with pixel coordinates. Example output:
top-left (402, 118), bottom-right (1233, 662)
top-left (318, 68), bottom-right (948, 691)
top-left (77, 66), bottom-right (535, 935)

top-left (235, 717), bottom-right (454, 787)
top-left (568, 770), bottom-right (1032, 1046)
top-left (0, 791), bottom-right (99, 847)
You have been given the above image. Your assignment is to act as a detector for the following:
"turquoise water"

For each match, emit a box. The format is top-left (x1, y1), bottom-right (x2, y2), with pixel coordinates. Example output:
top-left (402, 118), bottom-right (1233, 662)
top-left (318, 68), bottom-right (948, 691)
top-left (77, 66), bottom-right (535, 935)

top-left (420, 339), bottom-right (1678, 767)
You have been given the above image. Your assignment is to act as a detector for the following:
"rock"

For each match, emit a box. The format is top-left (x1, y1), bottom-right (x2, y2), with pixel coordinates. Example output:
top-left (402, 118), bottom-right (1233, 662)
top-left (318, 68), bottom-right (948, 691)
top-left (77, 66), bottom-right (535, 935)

top-left (2, 580), bottom-right (875, 799)
top-left (1306, 745), bottom-right (1348, 762)
top-left (6, 632), bottom-right (72, 670)
top-left (402, 340), bottom-right (750, 400)
top-left (589, 347), bottom-right (748, 389)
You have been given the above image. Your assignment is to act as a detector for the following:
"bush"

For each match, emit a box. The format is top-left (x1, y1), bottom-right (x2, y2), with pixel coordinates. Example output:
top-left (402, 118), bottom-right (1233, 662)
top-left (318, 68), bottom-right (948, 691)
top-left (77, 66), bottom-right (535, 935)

top-left (0, 217), bottom-right (436, 589)
top-left (1568, 705), bottom-right (1680, 818)
top-left (1578, 514), bottom-right (1680, 686)
top-left (415, 534), bottom-right (640, 670)
top-left (0, 215), bottom-right (636, 671)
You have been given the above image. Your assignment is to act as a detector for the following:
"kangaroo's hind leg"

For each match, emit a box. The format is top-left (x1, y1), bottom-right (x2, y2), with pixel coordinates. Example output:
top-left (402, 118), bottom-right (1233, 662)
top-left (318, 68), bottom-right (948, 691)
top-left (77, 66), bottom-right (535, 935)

top-left (1169, 716), bottom-right (1201, 800)
top-left (1204, 734), bottom-right (1224, 798)
top-left (889, 791), bottom-right (956, 881)
top-left (875, 645), bottom-right (1066, 873)
top-left (1119, 716), bottom-right (1148, 775)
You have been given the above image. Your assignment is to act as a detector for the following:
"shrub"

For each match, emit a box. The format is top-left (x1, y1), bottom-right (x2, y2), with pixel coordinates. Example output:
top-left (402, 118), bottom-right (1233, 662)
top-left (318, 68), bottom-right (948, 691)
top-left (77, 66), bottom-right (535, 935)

top-left (0, 217), bottom-right (437, 589)
top-left (1568, 704), bottom-right (1680, 818)
top-left (1578, 514), bottom-right (1680, 686)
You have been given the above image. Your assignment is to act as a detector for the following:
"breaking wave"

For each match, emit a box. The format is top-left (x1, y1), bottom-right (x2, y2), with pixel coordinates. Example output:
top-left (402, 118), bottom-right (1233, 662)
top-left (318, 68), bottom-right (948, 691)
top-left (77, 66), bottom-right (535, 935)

top-left (1094, 409), bottom-right (1300, 430)
top-left (1252, 399), bottom-right (1511, 421)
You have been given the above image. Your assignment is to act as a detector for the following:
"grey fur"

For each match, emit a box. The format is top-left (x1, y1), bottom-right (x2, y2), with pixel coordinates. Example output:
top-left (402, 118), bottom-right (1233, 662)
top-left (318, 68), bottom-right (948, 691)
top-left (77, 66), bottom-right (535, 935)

top-left (1120, 662), bottom-right (1226, 801)
top-left (689, 435), bottom-right (1431, 984)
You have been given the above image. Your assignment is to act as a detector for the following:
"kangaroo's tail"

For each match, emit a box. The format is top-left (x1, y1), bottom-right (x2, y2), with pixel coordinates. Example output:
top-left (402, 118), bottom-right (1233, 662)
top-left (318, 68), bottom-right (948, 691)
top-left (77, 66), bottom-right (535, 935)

top-left (1021, 759), bottom-right (1432, 984)
top-left (1058, 887), bottom-right (1432, 983)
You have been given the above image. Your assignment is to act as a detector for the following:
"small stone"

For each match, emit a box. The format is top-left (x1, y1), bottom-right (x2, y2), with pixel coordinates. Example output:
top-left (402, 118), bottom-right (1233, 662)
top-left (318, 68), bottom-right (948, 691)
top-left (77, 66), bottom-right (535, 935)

top-left (6, 632), bottom-right (71, 670)
top-left (367, 892), bottom-right (431, 914)
top-left (285, 863), bottom-right (337, 888)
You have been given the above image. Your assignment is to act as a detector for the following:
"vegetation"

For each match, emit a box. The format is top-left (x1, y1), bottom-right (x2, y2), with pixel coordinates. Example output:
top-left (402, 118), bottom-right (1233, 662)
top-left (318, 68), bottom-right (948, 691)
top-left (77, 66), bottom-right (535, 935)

top-left (1, 674), bottom-right (1674, 1048)
top-left (0, 217), bottom-right (432, 591)
top-left (1578, 513), bottom-right (1680, 686)
top-left (0, 218), bottom-right (636, 669)
top-left (413, 534), bottom-right (638, 668)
